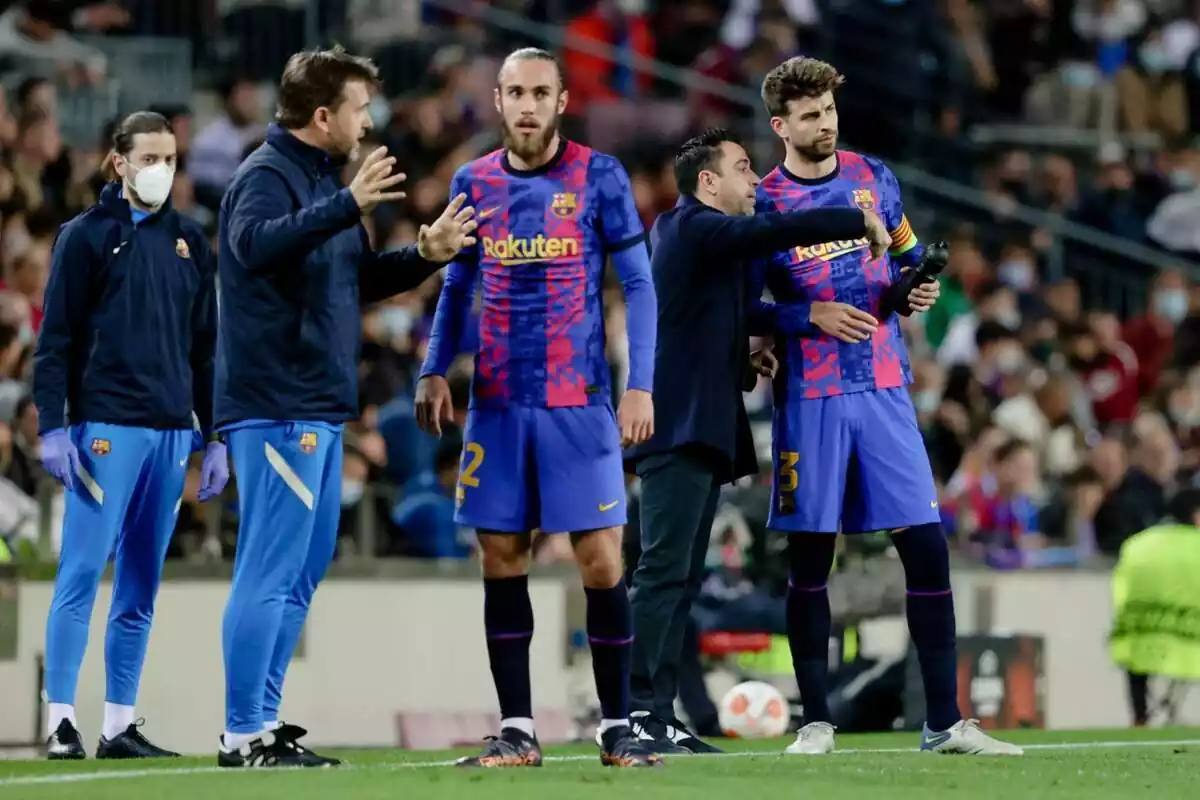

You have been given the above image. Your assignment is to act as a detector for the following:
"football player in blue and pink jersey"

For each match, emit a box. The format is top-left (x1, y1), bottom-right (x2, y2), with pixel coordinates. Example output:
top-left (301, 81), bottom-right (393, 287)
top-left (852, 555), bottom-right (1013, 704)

top-left (752, 57), bottom-right (1023, 757)
top-left (415, 48), bottom-right (661, 769)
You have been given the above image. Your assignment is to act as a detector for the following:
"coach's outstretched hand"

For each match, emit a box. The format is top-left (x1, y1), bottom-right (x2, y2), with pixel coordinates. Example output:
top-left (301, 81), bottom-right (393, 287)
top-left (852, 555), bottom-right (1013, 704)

top-left (350, 146), bottom-right (408, 213)
top-left (415, 375), bottom-right (454, 437)
top-left (862, 210), bottom-right (892, 260)
top-left (810, 301), bottom-right (878, 344)
top-left (39, 429), bottom-right (80, 491)
top-left (197, 440), bottom-right (229, 502)
top-left (418, 194), bottom-right (478, 262)
top-left (618, 389), bottom-right (654, 448)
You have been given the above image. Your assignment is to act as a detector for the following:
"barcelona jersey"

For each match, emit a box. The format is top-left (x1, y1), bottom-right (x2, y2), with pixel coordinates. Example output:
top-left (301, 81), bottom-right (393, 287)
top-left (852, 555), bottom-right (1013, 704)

top-left (422, 139), bottom-right (646, 409)
top-left (755, 150), bottom-right (920, 400)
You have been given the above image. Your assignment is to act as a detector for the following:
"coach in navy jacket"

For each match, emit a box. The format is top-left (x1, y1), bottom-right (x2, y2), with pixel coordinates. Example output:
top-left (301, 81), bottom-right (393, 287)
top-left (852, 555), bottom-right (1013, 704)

top-left (215, 123), bottom-right (451, 427)
top-left (214, 47), bottom-right (478, 765)
top-left (34, 182), bottom-right (217, 436)
top-left (622, 129), bottom-right (876, 750)
top-left (624, 133), bottom-right (873, 484)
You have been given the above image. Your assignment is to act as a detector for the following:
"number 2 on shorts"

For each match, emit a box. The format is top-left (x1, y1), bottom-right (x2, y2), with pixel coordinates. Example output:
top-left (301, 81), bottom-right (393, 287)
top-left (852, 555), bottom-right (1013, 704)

top-left (460, 442), bottom-right (485, 488)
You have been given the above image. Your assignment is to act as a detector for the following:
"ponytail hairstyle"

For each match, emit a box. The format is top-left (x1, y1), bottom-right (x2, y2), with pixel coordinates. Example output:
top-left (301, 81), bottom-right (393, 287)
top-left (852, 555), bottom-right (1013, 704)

top-left (102, 111), bottom-right (174, 183)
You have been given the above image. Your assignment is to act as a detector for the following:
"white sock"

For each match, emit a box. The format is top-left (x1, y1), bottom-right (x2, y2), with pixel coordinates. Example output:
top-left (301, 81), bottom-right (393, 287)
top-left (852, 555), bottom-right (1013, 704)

top-left (264, 720), bottom-right (281, 732)
top-left (598, 718), bottom-right (628, 735)
top-left (48, 703), bottom-right (75, 736)
top-left (102, 703), bottom-right (136, 740)
top-left (222, 730), bottom-right (263, 751)
top-left (499, 717), bottom-right (535, 737)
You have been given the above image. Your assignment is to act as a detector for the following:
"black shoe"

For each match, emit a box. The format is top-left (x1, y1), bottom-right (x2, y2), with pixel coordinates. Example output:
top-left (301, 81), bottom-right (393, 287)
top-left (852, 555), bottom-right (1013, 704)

top-left (217, 724), bottom-right (341, 768)
top-left (599, 725), bottom-right (664, 767)
top-left (46, 719), bottom-right (86, 760)
top-left (455, 727), bottom-right (543, 767)
top-left (97, 719), bottom-right (180, 759)
top-left (664, 716), bottom-right (722, 754)
top-left (629, 712), bottom-right (689, 755)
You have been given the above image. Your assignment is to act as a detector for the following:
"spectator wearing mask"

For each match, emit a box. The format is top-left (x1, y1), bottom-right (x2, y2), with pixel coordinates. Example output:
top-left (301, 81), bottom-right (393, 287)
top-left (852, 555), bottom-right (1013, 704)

top-left (1095, 413), bottom-right (1178, 553)
top-left (973, 320), bottom-right (1027, 405)
top-left (1124, 268), bottom-right (1189, 394)
top-left (994, 241), bottom-right (1039, 299)
top-left (1146, 142), bottom-right (1200, 255)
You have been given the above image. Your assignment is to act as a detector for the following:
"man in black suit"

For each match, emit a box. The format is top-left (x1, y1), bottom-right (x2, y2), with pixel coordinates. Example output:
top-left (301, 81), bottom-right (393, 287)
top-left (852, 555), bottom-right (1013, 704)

top-left (623, 128), bottom-right (889, 753)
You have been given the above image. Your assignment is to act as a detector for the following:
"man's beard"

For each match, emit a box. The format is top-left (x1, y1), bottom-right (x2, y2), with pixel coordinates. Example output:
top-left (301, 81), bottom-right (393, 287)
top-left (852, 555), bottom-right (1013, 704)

top-left (791, 135), bottom-right (838, 164)
top-left (329, 135), bottom-right (356, 165)
top-left (502, 113), bottom-right (559, 163)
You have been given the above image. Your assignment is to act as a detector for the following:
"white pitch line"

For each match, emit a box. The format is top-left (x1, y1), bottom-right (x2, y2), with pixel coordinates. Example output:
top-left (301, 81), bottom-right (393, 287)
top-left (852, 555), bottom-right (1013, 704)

top-left (1, 738), bottom-right (1198, 789)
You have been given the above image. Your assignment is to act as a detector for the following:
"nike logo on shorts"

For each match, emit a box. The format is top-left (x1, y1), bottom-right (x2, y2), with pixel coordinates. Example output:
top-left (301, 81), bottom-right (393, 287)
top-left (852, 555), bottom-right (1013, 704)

top-left (599, 501), bottom-right (620, 512)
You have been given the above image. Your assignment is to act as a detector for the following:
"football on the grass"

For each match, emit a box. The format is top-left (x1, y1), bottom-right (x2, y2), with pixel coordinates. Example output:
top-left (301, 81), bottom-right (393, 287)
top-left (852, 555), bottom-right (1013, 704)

top-left (718, 680), bottom-right (791, 739)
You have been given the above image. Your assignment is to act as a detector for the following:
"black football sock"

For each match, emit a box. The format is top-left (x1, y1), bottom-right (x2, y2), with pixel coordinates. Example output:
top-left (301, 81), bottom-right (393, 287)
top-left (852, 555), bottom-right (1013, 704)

top-left (786, 534), bottom-right (837, 725)
top-left (483, 576), bottom-right (535, 725)
top-left (585, 584), bottom-right (634, 727)
top-left (891, 523), bottom-right (961, 733)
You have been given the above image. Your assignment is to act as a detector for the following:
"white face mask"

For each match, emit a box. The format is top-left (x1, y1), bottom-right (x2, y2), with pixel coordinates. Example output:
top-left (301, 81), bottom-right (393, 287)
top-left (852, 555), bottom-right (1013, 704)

top-left (126, 162), bottom-right (175, 209)
top-left (341, 479), bottom-right (364, 507)
top-left (995, 347), bottom-right (1026, 374)
top-left (997, 260), bottom-right (1035, 292)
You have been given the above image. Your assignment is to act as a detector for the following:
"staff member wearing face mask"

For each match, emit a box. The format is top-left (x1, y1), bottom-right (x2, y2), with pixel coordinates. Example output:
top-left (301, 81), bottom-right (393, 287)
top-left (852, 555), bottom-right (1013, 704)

top-left (32, 110), bottom-right (229, 761)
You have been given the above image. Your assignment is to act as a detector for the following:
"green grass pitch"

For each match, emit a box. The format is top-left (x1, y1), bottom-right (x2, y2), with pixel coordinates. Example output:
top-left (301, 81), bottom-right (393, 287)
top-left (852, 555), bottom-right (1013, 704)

top-left (2, 727), bottom-right (1197, 800)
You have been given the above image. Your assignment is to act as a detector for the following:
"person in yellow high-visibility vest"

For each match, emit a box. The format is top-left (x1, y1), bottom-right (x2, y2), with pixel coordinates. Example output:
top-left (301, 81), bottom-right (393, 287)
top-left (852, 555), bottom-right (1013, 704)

top-left (1110, 488), bottom-right (1200, 726)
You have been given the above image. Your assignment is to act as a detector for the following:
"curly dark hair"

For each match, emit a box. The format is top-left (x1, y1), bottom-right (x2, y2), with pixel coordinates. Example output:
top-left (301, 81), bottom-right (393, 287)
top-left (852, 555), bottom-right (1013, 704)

top-left (761, 57), bottom-right (846, 118)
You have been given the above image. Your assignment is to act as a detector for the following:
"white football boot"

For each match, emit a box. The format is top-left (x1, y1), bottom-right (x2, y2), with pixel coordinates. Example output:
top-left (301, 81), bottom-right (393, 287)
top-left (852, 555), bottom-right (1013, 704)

top-left (784, 721), bottom-right (836, 754)
top-left (920, 719), bottom-right (1024, 755)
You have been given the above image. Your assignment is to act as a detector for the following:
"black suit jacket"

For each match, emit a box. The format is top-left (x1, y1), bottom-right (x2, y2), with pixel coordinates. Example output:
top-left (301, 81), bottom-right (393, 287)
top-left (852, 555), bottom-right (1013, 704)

top-left (624, 195), bottom-right (866, 483)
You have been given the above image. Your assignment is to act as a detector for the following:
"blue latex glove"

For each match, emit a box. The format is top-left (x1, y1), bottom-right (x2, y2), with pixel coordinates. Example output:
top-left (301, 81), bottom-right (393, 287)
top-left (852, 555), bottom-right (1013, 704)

top-left (197, 441), bottom-right (229, 502)
top-left (40, 429), bottom-right (81, 490)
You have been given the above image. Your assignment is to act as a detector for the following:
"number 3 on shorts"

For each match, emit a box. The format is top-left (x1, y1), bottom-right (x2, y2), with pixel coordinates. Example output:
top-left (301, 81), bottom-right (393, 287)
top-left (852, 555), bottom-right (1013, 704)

top-left (460, 442), bottom-right (485, 488)
top-left (778, 450), bottom-right (800, 492)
